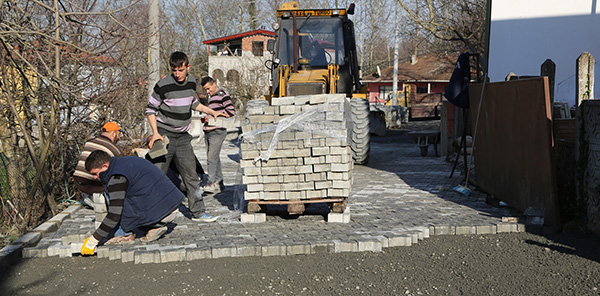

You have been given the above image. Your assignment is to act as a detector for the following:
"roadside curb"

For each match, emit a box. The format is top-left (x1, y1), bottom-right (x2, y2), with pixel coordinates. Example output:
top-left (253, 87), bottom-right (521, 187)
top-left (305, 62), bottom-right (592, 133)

top-left (0, 204), bottom-right (82, 266)
top-left (13, 217), bottom-right (539, 264)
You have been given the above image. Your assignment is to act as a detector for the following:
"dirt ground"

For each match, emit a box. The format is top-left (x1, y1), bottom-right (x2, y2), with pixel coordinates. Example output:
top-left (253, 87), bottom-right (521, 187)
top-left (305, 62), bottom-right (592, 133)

top-left (1, 231), bottom-right (599, 295)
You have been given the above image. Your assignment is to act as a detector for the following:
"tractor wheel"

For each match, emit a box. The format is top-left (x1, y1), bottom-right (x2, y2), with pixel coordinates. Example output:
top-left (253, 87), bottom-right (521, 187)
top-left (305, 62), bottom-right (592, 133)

top-left (350, 97), bottom-right (370, 165)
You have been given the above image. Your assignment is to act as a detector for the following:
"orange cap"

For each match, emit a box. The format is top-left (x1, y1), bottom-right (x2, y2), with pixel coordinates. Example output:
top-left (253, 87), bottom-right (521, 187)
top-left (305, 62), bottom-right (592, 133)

top-left (102, 122), bottom-right (121, 132)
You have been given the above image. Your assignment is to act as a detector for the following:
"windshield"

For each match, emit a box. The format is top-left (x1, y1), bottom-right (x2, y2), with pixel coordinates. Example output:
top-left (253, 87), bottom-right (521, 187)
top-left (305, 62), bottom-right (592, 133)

top-left (276, 17), bottom-right (346, 67)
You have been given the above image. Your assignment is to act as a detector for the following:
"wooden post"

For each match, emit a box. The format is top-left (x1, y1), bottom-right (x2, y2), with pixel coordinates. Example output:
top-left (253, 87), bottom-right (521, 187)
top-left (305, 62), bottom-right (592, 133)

top-left (576, 52), bottom-right (595, 105)
top-left (575, 52), bottom-right (596, 233)
top-left (540, 59), bottom-right (556, 105)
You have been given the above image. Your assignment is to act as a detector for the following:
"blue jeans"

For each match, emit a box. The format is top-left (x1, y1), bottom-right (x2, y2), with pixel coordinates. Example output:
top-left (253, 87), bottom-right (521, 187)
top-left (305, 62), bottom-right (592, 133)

top-left (204, 128), bottom-right (227, 185)
top-left (154, 128), bottom-right (205, 218)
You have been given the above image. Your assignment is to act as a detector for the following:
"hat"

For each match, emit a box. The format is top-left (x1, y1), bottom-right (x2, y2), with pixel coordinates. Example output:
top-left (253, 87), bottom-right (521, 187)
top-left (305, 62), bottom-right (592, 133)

top-left (102, 122), bottom-right (122, 132)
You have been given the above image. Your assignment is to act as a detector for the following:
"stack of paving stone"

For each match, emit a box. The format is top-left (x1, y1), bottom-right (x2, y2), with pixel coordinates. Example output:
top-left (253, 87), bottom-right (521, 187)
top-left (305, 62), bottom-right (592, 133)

top-left (239, 94), bottom-right (353, 222)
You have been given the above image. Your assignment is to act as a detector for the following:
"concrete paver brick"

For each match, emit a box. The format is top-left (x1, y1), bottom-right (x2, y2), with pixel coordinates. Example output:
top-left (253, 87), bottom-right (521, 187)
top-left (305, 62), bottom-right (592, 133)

top-left (237, 245), bottom-right (262, 257)
top-left (48, 213), bottom-right (70, 226)
top-left (333, 240), bottom-right (358, 253)
top-left (434, 225), bottom-right (456, 235)
top-left (32, 222), bottom-right (59, 237)
top-left (13, 232), bottom-right (42, 247)
top-left (287, 243), bottom-right (310, 255)
top-left (328, 211), bottom-right (350, 223)
top-left (387, 235), bottom-right (412, 247)
top-left (357, 238), bottom-right (382, 252)
top-left (212, 246), bottom-right (236, 258)
top-left (121, 250), bottom-right (135, 263)
top-left (309, 242), bottom-right (334, 254)
top-left (22, 246), bottom-right (48, 258)
top-left (96, 246), bottom-right (110, 258)
top-left (62, 234), bottom-right (86, 245)
top-left (496, 223), bottom-right (519, 233)
top-left (109, 248), bottom-right (122, 261)
top-left (372, 235), bottom-right (390, 248)
top-left (160, 248), bottom-right (186, 263)
top-left (407, 232), bottom-right (419, 244)
top-left (57, 245), bottom-right (73, 258)
top-left (186, 248), bottom-right (212, 261)
top-left (476, 225), bottom-right (497, 234)
top-left (61, 204), bottom-right (82, 217)
top-left (262, 245), bottom-right (286, 256)
top-left (135, 250), bottom-right (161, 264)
top-left (455, 225), bottom-right (477, 235)
top-left (416, 226), bottom-right (430, 238)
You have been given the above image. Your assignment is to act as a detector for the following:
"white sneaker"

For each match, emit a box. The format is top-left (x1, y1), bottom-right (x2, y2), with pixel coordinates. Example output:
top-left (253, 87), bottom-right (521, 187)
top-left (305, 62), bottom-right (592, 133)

top-left (203, 183), bottom-right (221, 194)
top-left (191, 213), bottom-right (218, 223)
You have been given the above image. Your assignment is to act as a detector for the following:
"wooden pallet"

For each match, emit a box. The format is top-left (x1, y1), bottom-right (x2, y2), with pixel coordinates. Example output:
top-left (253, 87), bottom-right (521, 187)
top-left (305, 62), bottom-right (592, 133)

top-left (247, 197), bottom-right (348, 215)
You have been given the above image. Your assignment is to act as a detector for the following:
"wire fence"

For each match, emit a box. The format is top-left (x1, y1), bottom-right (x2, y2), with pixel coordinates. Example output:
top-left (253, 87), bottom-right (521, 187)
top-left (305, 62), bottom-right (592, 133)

top-left (0, 150), bottom-right (36, 243)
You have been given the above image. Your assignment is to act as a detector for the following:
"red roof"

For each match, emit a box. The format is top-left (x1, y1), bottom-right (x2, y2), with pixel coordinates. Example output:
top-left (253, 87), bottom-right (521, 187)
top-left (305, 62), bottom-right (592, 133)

top-left (202, 30), bottom-right (275, 45)
top-left (362, 55), bottom-right (457, 82)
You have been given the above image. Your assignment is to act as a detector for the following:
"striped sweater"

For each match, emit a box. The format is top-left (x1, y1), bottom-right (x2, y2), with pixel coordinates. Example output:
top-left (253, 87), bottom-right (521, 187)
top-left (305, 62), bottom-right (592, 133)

top-left (73, 134), bottom-right (121, 181)
top-left (203, 88), bottom-right (235, 131)
top-left (92, 175), bottom-right (127, 241)
top-left (145, 74), bottom-right (201, 133)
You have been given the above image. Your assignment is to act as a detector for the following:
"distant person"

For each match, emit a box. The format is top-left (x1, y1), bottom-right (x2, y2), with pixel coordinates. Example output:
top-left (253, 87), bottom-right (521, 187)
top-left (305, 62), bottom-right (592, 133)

top-left (200, 76), bottom-right (235, 194)
top-left (80, 150), bottom-right (184, 255)
top-left (145, 51), bottom-right (228, 222)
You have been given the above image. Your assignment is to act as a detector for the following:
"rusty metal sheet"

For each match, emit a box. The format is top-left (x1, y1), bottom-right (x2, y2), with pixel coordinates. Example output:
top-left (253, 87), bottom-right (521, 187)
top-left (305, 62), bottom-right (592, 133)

top-left (469, 77), bottom-right (560, 227)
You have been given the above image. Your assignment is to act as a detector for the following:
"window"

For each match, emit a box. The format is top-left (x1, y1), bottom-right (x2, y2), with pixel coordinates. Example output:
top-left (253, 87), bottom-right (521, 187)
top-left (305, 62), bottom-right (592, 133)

top-left (277, 18), bottom-right (345, 66)
top-left (252, 41), bottom-right (264, 56)
top-left (212, 69), bottom-right (224, 84)
top-left (416, 85), bottom-right (428, 94)
top-left (379, 85), bottom-right (394, 101)
top-left (226, 69), bottom-right (240, 83)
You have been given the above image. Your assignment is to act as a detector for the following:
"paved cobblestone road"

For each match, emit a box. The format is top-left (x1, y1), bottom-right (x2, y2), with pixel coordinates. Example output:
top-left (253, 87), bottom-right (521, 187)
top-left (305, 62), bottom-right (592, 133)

top-left (19, 121), bottom-right (515, 263)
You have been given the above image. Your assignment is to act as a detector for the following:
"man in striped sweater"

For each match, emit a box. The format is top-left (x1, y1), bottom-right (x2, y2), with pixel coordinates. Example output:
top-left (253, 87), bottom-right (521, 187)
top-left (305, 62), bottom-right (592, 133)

top-left (81, 150), bottom-right (183, 255)
top-left (200, 76), bottom-right (236, 194)
top-left (146, 52), bottom-right (228, 222)
top-left (73, 122), bottom-right (123, 194)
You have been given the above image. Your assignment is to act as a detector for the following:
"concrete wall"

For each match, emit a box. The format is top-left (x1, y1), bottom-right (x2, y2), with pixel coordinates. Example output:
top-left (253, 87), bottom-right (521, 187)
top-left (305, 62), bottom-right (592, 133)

top-left (208, 54), bottom-right (272, 101)
top-left (488, 0), bottom-right (600, 106)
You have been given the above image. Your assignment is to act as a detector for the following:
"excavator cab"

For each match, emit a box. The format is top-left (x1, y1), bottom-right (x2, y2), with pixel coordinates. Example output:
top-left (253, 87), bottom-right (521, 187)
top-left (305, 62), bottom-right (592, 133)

top-left (265, 1), bottom-right (370, 165)
top-left (268, 1), bottom-right (361, 98)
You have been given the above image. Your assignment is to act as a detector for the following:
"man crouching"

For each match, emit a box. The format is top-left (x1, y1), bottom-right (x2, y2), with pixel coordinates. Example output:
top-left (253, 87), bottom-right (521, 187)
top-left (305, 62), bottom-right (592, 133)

top-left (81, 150), bottom-right (184, 255)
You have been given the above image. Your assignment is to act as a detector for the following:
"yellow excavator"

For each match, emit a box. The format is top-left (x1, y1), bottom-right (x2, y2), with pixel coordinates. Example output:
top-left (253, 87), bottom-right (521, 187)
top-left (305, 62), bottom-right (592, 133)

top-left (265, 1), bottom-right (370, 164)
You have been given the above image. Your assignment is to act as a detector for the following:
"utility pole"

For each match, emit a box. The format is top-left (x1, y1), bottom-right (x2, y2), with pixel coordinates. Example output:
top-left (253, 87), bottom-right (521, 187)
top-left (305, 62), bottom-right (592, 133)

top-left (392, 2), bottom-right (399, 106)
top-left (148, 0), bottom-right (160, 133)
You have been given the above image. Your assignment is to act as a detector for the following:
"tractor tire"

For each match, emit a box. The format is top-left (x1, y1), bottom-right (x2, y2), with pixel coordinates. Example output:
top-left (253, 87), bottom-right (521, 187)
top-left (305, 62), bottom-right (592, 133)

top-left (350, 97), bottom-right (370, 165)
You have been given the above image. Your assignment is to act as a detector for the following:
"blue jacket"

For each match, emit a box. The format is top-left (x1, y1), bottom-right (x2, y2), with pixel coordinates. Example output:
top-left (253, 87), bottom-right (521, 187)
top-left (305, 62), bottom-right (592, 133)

top-left (99, 156), bottom-right (184, 232)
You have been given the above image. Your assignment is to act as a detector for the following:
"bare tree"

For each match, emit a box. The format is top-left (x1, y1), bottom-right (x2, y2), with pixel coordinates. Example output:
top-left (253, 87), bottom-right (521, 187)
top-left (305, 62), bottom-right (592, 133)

top-left (397, 0), bottom-right (486, 58)
top-left (353, 0), bottom-right (399, 76)
top-left (0, 0), bottom-right (149, 240)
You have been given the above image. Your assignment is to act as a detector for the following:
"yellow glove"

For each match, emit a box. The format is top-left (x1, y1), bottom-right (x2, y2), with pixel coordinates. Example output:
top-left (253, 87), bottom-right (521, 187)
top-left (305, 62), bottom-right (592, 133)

top-left (81, 236), bottom-right (99, 255)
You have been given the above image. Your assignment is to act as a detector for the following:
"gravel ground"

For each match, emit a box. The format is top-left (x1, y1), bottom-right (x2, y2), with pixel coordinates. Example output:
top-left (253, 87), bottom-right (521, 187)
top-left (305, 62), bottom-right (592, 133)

top-left (1, 231), bottom-right (599, 295)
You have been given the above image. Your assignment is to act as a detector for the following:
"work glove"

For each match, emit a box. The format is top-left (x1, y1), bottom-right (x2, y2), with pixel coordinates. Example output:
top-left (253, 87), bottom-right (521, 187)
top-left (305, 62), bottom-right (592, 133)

top-left (81, 236), bottom-right (99, 255)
